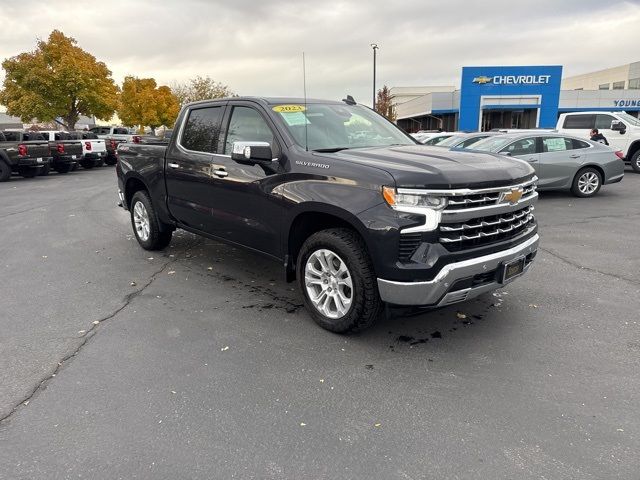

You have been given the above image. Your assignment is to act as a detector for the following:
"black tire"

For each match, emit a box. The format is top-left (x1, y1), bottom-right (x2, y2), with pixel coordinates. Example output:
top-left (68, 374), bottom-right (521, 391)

top-left (0, 159), bottom-right (11, 182)
top-left (54, 163), bottom-right (73, 174)
top-left (631, 150), bottom-right (640, 173)
top-left (130, 190), bottom-right (173, 250)
top-left (571, 167), bottom-right (602, 198)
top-left (296, 228), bottom-right (381, 333)
top-left (104, 155), bottom-right (117, 166)
top-left (19, 167), bottom-right (39, 178)
top-left (80, 159), bottom-right (94, 169)
top-left (38, 163), bottom-right (51, 176)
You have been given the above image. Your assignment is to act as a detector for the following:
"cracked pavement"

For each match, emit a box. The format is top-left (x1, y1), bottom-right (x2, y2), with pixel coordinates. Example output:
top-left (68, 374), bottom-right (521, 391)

top-left (1, 167), bottom-right (639, 479)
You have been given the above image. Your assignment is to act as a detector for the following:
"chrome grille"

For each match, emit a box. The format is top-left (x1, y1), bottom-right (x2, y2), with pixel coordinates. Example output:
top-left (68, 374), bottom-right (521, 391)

top-left (439, 205), bottom-right (535, 252)
top-left (444, 182), bottom-right (536, 211)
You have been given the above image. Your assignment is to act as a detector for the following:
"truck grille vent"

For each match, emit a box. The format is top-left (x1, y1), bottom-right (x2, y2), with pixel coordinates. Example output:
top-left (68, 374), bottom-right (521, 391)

top-left (439, 206), bottom-right (534, 252)
top-left (398, 233), bottom-right (422, 261)
top-left (445, 184), bottom-right (536, 210)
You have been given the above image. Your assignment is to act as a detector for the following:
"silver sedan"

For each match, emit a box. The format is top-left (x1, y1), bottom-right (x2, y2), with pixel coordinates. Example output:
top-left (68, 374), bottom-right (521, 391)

top-left (467, 133), bottom-right (625, 197)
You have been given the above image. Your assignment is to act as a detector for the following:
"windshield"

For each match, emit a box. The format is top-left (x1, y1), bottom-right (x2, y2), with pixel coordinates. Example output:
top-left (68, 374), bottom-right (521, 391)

top-left (271, 103), bottom-right (415, 151)
top-left (423, 134), bottom-right (452, 145)
top-left (468, 136), bottom-right (518, 152)
top-left (617, 112), bottom-right (640, 126)
top-left (436, 134), bottom-right (468, 147)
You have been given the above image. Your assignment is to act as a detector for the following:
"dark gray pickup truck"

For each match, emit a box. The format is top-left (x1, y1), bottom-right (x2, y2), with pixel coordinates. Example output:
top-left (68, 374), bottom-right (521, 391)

top-left (116, 96), bottom-right (539, 333)
top-left (0, 131), bottom-right (52, 180)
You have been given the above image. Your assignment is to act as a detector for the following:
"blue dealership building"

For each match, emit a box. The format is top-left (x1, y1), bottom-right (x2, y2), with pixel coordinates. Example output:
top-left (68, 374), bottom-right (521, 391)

top-left (393, 62), bottom-right (640, 132)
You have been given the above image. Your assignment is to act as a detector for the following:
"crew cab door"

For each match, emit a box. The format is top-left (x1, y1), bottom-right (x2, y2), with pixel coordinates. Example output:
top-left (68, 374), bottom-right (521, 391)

top-left (209, 101), bottom-right (285, 257)
top-left (165, 103), bottom-right (227, 232)
top-left (595, 114), bottom-right (629, 153)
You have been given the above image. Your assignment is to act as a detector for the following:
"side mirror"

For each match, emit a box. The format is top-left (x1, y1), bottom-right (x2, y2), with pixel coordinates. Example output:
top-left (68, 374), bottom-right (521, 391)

top-left (231, 141), bottom-right (273, 163)
top-left (611, 121), bottom-right (627, 134)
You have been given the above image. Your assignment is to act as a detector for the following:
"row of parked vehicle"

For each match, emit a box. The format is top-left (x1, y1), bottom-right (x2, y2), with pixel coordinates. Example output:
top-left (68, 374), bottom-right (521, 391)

top-left (0, 126), bottom-right (167, 182)
top-left (410, 111), bottom-right (637, 198)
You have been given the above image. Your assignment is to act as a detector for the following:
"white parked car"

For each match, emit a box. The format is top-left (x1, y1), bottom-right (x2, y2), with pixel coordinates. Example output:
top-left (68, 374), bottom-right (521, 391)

top-left (411, 131), bottom-right (455, 145)
top-left (556, 111), bottom-right (640, 172)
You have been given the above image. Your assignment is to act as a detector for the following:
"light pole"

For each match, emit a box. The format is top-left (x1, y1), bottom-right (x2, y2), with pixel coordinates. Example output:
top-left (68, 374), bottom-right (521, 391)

top-left (371, 43), bottom-right (379, 110)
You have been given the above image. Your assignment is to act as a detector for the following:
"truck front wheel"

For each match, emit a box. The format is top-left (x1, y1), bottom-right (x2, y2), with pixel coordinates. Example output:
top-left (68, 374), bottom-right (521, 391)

top-left (297, 228), bottom-right (381, 333)
top-left (631, 150), bottom-right (640, 173)
top-left (130, 191), bottom-right (173, 250)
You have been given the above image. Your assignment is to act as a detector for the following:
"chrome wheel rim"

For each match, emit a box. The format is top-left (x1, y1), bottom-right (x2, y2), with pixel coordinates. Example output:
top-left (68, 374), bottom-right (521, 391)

top-left (133, 201), bottom-right (150, 241)
top-left (578, 172), bottom-right (599, 195)
top-left (304, 249), bottom-right (353, 319)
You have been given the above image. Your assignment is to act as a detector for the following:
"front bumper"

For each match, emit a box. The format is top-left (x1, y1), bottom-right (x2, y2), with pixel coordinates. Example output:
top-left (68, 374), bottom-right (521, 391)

top-left (377, 234), bottom-right (539, 307)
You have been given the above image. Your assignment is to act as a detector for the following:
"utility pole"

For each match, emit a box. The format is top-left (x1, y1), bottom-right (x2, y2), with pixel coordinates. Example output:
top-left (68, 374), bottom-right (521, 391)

top-left (371, 43), bottom-right (379, 110)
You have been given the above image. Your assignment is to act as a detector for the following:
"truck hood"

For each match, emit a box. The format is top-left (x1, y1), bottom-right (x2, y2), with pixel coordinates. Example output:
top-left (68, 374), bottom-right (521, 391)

top-left (328, 145), bottom-right (535, 189)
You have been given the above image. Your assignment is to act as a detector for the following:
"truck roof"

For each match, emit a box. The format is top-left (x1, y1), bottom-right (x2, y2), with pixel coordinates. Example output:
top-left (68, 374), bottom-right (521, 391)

top-left (185, 96), bottom-right (348, 108)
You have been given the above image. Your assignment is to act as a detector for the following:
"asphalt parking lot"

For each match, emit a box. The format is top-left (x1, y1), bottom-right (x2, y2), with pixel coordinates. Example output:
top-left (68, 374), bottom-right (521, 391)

top-left (1, 167), bottom-right (639, 479)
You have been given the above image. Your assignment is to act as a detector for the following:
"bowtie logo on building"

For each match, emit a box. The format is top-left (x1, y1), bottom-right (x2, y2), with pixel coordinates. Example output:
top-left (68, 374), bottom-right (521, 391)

top-left (472, 76), bottom-right (493, 84)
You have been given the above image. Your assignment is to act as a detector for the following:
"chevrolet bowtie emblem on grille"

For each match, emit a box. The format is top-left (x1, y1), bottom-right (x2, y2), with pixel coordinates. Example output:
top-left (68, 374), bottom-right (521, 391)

top-left (472, 76), bottom-right (493, 84)
top-left (502, 187), bottom-right (524, 204)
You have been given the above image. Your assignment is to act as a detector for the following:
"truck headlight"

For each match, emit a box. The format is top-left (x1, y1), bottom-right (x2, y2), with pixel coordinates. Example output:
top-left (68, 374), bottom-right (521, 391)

top-left (382, 187), bottom-right (447, 233)
top-left (382, 187), bottom-right (448, 210)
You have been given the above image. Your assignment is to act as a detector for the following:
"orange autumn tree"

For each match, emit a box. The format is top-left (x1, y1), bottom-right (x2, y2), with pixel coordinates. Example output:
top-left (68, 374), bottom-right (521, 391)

top-left (0, 30), bottom-right (118, 130)
top-left (118, 77), bottom-right (180, 134)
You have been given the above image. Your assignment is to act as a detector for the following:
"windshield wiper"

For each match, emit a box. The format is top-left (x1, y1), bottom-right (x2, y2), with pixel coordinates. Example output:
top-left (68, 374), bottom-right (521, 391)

top-left (312, 147), bottom-right (350, 153)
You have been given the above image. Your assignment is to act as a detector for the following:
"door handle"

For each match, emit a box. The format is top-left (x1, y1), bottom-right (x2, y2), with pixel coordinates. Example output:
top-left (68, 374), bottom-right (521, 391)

top-left (167, 162), bottom-right (180, 168)
top-left (527, 158), bottom-right (537, 163)
top-left (213, 168), bottom-right (228, 177)
top-left (569, 154), bottom-right (581, 158)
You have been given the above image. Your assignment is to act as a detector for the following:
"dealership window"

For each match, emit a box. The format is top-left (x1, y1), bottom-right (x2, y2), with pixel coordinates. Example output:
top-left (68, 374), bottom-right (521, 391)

top-left (612, 81), bottom-right (625, 90)
top-left (598, 83), bottom-right (610, 90)
top-left (563, 114), bottom-right (595, 129)
top-left (628, 78), bottom-right (640, 89)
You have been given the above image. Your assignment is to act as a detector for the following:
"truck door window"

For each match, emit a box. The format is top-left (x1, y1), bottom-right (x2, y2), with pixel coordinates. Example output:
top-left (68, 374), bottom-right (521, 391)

top-left (3, 132), bottom-right (19, 141)
top-left (501, 138), bottom-right (536, 156)
top-left (563, 114), bottom-right (595, 129)
top-left (224, 107), bottom-right (275, 154)
top-left (595, 114), bottom-right (617, 130)
top-left (180, 106), bottom-right (223, 153)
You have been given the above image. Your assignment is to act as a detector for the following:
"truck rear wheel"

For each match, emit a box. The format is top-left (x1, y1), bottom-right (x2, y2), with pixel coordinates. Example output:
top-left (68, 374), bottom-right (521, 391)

top-left (38, 164), bottom-right (51, 176)
top-left (54, 163), bottom-right (73, 174)
top-left (19, 167), bottom-right (39, 178)
top-left (631, 150), bottom-right (640, 173)
top-left (297, 228), bottom-right (381, 333)
top-left (0, 159), bottom-right (10, 182)
top-left (130, 190), bottom-right (173, 250)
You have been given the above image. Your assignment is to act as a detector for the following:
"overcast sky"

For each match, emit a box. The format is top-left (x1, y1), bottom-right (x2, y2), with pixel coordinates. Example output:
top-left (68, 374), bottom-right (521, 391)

top-left (1, 0), bottom-right (639, 106)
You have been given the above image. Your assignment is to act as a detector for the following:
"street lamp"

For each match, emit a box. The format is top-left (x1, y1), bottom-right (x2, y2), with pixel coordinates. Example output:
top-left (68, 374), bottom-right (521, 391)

top-left (371, 43), bottom-right (379, 110)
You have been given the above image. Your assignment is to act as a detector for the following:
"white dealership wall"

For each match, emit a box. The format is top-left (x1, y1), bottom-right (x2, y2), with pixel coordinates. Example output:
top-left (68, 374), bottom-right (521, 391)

top-left (562, 61), bottom-right (640, 90)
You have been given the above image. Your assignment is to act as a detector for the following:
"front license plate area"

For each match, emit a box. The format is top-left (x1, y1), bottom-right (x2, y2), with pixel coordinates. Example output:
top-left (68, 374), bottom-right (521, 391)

top-left (501, 256), bottom-right (526, 283)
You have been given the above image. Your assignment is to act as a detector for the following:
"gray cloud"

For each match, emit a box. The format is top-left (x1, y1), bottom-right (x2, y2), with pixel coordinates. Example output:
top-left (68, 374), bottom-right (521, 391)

top-left (0, 0), bottom-right (639, 106)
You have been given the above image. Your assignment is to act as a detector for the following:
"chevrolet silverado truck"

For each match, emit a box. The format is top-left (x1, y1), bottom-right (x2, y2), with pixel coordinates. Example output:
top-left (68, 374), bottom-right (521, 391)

top-left (68, 131), bottom-right (107, 168)
top-left (0, 131), bottom-right (52, 180)
top-left (38, 131), bottom-right (84, 174)
top-left (116, 97), bottom-right (539, 333)
top-left (556, 111), bottom-right (640, 172)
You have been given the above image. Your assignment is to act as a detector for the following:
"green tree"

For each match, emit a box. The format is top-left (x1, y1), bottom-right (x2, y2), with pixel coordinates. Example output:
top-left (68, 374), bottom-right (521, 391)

top-left (118, 77), bottom-right (180, 134)
top-left (0, 30), bottom-right (119, 130)
top-left (375, 85), bottom-right (396, 122)
top-left (172, 76), bottom-right (235, 106)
